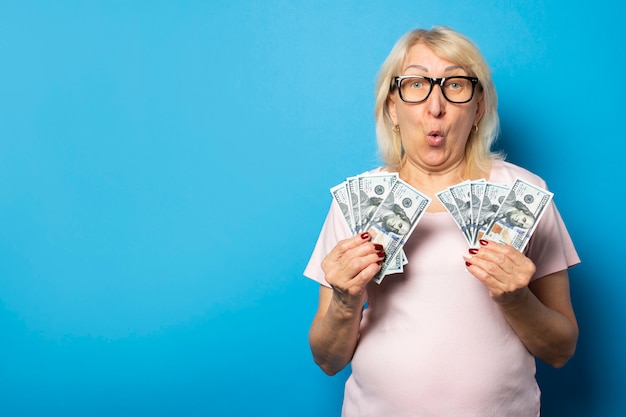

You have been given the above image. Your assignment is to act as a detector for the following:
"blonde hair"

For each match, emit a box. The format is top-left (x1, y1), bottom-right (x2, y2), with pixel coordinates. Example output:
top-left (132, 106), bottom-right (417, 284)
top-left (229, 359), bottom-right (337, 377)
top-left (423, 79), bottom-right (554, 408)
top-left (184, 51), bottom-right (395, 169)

top-left (374, 26), bottom-right (502, 176)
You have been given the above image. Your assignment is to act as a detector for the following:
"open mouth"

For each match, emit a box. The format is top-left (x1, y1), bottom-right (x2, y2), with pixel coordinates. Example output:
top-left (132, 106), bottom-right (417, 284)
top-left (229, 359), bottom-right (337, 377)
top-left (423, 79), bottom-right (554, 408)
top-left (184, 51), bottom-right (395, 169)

top-left (427, 130), bottom-right (444, 146)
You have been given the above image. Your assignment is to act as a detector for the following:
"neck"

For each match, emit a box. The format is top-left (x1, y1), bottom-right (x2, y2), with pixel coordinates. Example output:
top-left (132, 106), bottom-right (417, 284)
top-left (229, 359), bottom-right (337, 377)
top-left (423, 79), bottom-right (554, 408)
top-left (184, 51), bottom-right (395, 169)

top-left (400, 159), bottom-right (467, 191)
top-left (399, 159), bottom-right (470, 212)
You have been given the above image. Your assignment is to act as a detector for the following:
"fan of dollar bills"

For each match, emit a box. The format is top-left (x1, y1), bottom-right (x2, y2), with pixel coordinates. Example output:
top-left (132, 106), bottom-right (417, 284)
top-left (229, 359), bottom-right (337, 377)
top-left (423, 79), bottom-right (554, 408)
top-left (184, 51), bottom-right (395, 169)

top-left (330, 172), bottom-right (431, 283)
top-left (331, 172), bottom-right (553, 284)
top-left (436, 178), bottom-right (553, 250)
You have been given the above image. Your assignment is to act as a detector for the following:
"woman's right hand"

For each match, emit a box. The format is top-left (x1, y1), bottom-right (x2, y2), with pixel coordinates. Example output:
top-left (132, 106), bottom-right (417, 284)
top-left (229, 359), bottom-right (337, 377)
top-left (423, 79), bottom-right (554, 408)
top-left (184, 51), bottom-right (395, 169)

top-left (321, 231), bottom-right (385, 311)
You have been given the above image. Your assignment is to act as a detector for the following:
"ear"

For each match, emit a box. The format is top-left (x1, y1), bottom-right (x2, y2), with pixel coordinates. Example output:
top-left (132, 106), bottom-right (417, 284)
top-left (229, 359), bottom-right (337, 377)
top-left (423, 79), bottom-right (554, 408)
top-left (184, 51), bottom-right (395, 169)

top-left (473, 92), bottom-right (485, 126)
top-left (387, 96), bottom-right (399, 126)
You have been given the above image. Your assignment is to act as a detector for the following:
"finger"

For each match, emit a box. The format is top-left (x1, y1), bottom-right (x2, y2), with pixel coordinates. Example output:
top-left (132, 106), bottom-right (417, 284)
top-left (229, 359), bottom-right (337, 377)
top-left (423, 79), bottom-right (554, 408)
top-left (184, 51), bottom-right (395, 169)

top-left (468, 243), bottom-right (527, 279)
top-left (327, 255), bottom-right (383, 297)
top-left (465, 247), bottom-right (535, 290)
top-left (470, 251), bottom-right (513, 277)
top-left (328, 232), bottom-right (375, 261)
top-left (465, 245), bottom-right (510, 276)
top-left (344, 233), bottom-right (386, 260)
top-left (464, 255), bottom-right (506, 285)
top-left (478, 239), bottom-right (525, 267)
top-left (324, 243), bottom-right (385, 288)
top-left (352, 260), bottom-right (384, 286)
top-left (343, 250), bottom-right (386, 278)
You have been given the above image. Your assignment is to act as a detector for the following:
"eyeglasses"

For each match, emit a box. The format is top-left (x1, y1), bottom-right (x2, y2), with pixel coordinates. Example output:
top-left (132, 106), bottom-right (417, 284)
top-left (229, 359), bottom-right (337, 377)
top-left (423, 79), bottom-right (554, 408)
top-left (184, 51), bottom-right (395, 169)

top-left (393, 75), bottom-right (480, 104)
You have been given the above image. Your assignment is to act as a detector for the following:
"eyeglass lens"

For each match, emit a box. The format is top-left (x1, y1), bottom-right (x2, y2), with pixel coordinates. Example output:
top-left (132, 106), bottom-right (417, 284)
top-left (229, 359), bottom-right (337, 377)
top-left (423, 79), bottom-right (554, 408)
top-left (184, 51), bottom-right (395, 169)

top-left (399, 77), bottom-right (475, 103)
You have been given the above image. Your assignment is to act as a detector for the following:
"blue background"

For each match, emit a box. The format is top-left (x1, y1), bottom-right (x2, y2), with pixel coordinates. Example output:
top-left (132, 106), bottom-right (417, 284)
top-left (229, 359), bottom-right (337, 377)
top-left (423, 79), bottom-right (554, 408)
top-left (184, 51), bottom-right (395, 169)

top-left (1, 1), bottom-right (624, 416)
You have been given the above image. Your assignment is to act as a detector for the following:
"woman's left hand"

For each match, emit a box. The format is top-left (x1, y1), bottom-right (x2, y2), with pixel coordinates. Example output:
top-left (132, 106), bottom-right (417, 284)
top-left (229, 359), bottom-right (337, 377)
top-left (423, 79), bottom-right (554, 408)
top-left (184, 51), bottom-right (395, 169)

top-left (463, 239), bottom-right (536, 305)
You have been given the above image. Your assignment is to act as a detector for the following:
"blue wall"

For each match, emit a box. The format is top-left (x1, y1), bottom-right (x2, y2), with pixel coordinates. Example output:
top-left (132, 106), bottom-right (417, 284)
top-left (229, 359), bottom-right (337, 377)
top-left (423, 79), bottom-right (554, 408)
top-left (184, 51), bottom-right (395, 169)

top-left (1, 1), bottom-right (624, 416)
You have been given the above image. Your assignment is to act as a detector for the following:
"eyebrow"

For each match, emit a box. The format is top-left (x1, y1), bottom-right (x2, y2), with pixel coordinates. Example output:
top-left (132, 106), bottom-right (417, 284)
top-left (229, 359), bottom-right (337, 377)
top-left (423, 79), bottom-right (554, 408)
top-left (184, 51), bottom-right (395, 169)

top-left (403, 64), bottom-right (464, 73)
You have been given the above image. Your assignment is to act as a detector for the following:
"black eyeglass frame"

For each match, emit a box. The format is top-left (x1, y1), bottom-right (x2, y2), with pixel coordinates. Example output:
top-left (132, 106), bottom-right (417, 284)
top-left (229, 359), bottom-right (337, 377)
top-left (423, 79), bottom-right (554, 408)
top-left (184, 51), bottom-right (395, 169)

top-left (392, 75), bottom-right (480, 104)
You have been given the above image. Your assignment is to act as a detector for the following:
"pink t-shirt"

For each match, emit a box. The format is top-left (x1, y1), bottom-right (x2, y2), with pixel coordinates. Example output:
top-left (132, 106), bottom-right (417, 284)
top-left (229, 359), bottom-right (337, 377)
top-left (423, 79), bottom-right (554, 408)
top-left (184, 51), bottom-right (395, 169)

top-left (304, 160), bottom-right (580, 417)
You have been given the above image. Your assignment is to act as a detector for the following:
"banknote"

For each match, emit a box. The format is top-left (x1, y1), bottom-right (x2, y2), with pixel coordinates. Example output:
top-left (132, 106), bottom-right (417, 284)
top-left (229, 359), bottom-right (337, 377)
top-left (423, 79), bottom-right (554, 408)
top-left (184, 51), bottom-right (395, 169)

top-left (436, 188), bottom-right (473, 244)
top-left (448, 180), bottom-right (473, 244)
top-left (346, 176), bottom-right (359, 234)
top-left (469, 179), bottom-right (487, 244)
top-left (356, 173), bottom-right (404, 273)
top-left (363, 178), bottom-right (431, 283)
top-left (481, 178), bottom-right (553, 251)
top-left (474, 182), bottom-right (511, 245)
top-left (356, 173), bottom-right (398, 233)
top-left (330, 182), bottom-right (355, 233)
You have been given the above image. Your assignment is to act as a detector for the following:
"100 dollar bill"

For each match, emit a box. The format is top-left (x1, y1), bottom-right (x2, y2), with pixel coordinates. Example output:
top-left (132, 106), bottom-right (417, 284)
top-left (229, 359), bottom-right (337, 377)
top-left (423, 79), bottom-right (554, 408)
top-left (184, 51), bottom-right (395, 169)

top-left (330, 182), bottom-right (355, 233)
top-left (469, 179), bottom-right (487, 245)
top-left (362, 178), bottom-right (431, 283)
top-left (356, 173), bottom-right (398, 233)
top-left (475, 182), bottom-right (510, 246)
top-left (436, 187), bottom-right (472, 244)
top-left (481, 178), bottom-right (553, 251)
top-left (448, 180), bottom-right (473, 244)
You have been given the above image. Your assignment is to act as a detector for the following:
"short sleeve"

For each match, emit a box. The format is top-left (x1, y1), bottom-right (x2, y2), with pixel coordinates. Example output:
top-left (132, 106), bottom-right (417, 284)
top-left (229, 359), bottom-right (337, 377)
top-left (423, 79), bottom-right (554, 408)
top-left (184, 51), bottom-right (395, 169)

top-left (489, 160), bottom-right (580, 280)
top-left (525, 200), bottom-right (580, 280)
top-left (303, 199), bottom-right (353, 287)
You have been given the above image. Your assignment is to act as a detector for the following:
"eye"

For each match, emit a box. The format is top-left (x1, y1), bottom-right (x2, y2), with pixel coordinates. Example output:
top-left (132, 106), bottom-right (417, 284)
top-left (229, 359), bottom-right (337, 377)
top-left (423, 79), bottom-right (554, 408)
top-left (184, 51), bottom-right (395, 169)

top-left (444, 77), bottom-right (470, 91)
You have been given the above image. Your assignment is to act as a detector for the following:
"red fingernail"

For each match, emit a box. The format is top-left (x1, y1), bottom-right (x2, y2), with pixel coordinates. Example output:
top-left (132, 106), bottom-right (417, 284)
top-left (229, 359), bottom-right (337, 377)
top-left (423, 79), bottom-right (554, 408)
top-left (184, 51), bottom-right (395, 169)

top-left (479, 239), bottom-right (488, 246)
top-left (465, 261), bottom-right (472, 267)
top-left (377, 251), bottom-right (385, 258)
top-left (469, 248), bottom-right (478, 254)
top-left (361, 232), bottom-right (370, 240)
top-left (374, 244), bottom-right (383, 251)
top-left (377, 261), bottom-right (383, 265)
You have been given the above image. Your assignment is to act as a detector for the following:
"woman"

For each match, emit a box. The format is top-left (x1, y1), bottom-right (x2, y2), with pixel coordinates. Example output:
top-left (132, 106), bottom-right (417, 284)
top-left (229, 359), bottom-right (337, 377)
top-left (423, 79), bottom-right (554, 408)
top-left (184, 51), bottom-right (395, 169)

top-left (304, 26), bottom-right (579, 417)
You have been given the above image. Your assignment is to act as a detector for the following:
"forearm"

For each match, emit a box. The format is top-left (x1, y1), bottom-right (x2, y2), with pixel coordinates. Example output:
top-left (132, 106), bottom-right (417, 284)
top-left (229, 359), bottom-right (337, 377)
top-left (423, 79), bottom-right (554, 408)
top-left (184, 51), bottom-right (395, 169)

top-left (308, 233), bottom-right (383, 374)
top-left (498, 287), bottom-right (578, 368)
top-left (308, 293), bottom-right (364, 375)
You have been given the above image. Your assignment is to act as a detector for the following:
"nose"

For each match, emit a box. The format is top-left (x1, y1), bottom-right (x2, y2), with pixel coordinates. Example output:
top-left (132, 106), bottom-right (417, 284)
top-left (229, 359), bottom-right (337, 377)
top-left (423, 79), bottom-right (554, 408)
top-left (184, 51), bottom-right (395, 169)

top-left (426, 83), bottom-right (446, 117)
